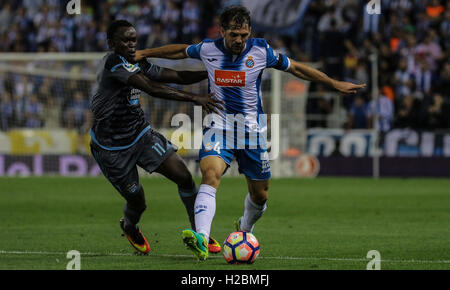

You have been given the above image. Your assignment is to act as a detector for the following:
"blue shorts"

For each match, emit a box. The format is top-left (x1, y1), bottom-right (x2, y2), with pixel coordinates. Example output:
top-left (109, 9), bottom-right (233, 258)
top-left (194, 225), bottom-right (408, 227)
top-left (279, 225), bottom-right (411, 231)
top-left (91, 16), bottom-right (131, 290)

top-left (198, 128), bottom-right (271, 180)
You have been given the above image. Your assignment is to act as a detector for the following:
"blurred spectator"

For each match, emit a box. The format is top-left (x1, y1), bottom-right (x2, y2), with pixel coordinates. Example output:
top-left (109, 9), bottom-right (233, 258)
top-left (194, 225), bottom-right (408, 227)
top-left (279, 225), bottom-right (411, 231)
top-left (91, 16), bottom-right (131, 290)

top-left (441, 10), bottom-right (450, 49)
top-left (378, 44), bottom-right (397, 84)
top-left (415, 11), bottom-right (431, 40)
top-left (24, 94), bottom-right (44, 128)
top-left (399, 34), bottom-right (419, 74)
top-left (13, 94), bottom-right (27, 127)
top-left (0, 92), bottom-right (13, 131)
top-left (66, 91), bottom-right (90, 154)
top-left (415, 31), bottom-right (443, 71)
top-left (424, 93), bottom-right (450, 129)
top-left (306, 85), bottom-right (332, 128)
top-left (66, 91), bottom-right (90, 133)
top-left (426, 0), bottom-right (445, 19)
top-left (15, 76), bottom-right (34, 99)
top-left (182, 0), bottom-right (200, 41)
top-left (207, 16), bottom-right (221, 39)
top-left (394, 58), bottom-right (414, 99)
top-left (43, 96), bottom-right (61, 129)
top-left (367, 94), bottom-right (394, 133)
top-left (346, 96), bottom-right (368, 129)
top-left (319, 18), bottom-right (345, 79)
top-left (343, 45), bottom-right (359, 79)
top-left (437, 62), bottom-right (450, 97)
top-left (161, 0), bottom-right (181, 41)
top-left (37, 78), bottom-right (53, 104)
top-left (307, 97), bottom-right (332, 128)
top-left (381, 86), bottom-right (395, 103)
top-left (146, 22), bottom-right (170, 48)
top-left (354, 61), bottom-right (369, 93)
top-left (413, 60), bottom-right (436, 96)
top-left (272, 37), bottom-right (290, 57)
top-left (394, 95), bottom-right (421, 129)
top-left (0, 3), bottom-right (12, 35)
top-left (318, 6), bottom-right (344, 33)
top-left (135, 17), bottom-right (151, 49)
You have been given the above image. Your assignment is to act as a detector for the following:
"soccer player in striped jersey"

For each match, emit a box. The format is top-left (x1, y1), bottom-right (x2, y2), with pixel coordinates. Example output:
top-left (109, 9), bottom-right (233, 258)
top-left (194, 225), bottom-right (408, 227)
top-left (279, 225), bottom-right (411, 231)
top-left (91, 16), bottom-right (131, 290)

top-left (135, 6), bottom-right (366, 260)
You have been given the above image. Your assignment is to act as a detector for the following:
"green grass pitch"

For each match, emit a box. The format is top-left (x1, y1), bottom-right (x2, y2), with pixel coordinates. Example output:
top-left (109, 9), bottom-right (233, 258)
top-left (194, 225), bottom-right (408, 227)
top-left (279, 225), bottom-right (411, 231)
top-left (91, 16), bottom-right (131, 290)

top-left (0, 177), bottom-right (449, 270)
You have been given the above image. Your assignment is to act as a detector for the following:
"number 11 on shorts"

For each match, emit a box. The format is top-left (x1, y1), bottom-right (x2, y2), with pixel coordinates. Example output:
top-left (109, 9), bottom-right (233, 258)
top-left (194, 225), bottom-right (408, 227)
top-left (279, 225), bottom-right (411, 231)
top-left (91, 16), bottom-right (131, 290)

top-left (152, 143), bottom-right (166, 156)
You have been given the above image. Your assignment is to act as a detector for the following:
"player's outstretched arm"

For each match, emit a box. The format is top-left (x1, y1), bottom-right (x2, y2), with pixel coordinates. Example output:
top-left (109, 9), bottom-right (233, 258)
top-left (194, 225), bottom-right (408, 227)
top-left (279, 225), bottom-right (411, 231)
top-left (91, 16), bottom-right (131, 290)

top-left (157, 68), bottom-right (208, 85)
top-left (135, 44), bottom-right (190, 61)
top-left (127, 73), bottom-right (224, 114)
top-left (287, 59), bottom-right (366, 94)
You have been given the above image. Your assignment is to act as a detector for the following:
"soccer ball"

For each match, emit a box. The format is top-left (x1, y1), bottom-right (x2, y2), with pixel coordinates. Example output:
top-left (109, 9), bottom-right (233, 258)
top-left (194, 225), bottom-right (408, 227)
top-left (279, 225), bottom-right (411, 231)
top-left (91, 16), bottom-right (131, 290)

top-left (222, 231), bottom-right (260, 264)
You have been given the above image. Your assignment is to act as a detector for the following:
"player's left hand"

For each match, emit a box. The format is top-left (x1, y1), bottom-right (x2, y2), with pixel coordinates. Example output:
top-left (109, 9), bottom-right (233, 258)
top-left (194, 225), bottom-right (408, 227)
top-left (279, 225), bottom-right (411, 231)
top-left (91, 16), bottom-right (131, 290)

top-left (332, 81), bottom-right (366, 94)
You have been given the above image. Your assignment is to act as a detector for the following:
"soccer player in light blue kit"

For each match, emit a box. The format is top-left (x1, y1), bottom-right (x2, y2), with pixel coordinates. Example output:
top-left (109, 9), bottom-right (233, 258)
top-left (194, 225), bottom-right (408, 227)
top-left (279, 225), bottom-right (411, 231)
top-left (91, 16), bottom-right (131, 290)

top-left (136, 6), bottom-right (366, 260)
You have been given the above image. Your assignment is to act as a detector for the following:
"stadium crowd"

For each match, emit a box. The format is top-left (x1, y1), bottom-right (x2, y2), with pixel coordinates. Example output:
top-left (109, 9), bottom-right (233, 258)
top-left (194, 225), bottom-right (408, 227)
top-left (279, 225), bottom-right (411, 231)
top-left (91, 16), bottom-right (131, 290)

top-left (0, 0), bottom-right (449, 132)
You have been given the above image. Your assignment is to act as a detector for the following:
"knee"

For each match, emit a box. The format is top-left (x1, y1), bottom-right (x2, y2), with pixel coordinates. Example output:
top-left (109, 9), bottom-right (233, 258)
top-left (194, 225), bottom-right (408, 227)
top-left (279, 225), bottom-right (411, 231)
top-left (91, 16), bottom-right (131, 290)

top-left (252, 193), bottom-right (268, 205)
top-left (176, 169), bottom-right (194, 189)
top-left (250, 185), bottom-right (269, 205)
top-left (201, 167), bottom-right (222, 188)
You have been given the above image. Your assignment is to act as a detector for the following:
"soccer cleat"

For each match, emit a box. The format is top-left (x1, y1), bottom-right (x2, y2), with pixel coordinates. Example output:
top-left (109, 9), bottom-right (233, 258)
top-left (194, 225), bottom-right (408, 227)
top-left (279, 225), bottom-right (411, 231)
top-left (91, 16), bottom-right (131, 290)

top-left (208, 236), bottom-right (221, 254)
top-left (234, 216), bottom-right (242, 231)
top-left (234, 216), bottom-right (254, 233)
top-left (120, 218), bottom-right (150, 255)
top-left (182, 229), bottom-right (208, 260)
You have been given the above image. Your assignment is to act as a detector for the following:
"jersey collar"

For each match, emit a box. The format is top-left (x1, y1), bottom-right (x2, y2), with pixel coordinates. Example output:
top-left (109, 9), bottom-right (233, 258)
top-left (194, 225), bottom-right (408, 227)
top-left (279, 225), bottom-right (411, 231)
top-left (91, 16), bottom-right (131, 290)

top-left (216, 38), bottom-right (252, 63)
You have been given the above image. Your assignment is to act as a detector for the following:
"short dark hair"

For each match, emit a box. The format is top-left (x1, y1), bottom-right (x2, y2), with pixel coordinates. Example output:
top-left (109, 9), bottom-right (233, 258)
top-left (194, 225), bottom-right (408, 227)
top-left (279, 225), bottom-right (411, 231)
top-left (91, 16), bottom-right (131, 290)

top-left (220, 6), bottom-right (251, 30)
top-left (107, 20), bottom-right (134, 40)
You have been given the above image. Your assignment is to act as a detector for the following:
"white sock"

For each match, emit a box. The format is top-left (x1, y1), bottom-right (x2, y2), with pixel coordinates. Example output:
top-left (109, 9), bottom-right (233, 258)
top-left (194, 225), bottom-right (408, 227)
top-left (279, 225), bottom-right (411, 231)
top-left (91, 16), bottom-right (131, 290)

top-left (241, 193), bottom-right (267, 232)
top-left (194, 184), bottom-right (216, 241)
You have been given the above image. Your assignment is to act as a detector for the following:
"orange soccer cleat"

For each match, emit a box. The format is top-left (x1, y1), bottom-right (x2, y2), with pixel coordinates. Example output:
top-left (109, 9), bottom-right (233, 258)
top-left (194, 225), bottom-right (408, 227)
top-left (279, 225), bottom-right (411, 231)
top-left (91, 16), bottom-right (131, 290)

top-left (120, 218), bottom-right (150, 255)
top-left (208, 236), bottom-right (221, 254)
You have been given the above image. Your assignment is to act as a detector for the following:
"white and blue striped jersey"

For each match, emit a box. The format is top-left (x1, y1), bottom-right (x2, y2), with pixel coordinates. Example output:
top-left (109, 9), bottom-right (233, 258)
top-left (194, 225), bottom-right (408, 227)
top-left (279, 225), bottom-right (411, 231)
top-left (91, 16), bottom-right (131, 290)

top-left (186, 38), bottom-right (290, 134)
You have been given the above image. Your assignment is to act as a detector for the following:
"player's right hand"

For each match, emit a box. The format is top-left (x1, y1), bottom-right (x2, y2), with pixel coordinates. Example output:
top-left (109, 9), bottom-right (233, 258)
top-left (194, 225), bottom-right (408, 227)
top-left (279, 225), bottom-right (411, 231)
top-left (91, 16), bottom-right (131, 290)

top-left (133, 50), bottom-right (147, 62)
top-left (193, 93), bottom-right (225, 114)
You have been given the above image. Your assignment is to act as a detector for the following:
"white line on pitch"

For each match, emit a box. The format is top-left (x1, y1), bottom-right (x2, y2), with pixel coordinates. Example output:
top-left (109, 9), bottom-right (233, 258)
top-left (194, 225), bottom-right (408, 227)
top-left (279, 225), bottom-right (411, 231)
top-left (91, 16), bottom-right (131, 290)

top-left (1, 250), bottom-right (449, 265)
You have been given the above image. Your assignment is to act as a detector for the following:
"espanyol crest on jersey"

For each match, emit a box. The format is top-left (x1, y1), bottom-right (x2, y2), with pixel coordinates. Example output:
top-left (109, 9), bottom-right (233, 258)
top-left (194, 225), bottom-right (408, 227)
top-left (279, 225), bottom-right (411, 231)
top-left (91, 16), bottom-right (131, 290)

top-left (245, 56), bottom-right (255, 68)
